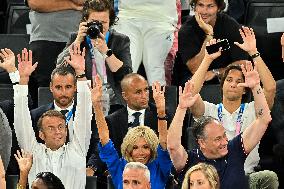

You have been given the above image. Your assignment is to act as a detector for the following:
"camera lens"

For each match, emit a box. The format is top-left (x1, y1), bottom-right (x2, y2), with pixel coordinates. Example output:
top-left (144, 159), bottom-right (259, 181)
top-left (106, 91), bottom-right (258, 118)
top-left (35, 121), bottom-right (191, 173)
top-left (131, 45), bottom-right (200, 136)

top-left (87, 21), bottom-right (103, 39)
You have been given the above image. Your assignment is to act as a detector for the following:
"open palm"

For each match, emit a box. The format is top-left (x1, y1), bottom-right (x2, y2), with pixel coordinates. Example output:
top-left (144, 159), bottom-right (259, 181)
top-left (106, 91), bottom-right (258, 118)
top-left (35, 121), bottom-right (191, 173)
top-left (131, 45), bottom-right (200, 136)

top-left (178, 80), bottom-right (200, 109)
top-left (14, 149), bottom-right (33, 174)
top-left (234, 27), bottom-right (257, 53)
top-left (238, 62), bottom-right (260, 89)
top-left (65, 43), bottom-right (86, 73)
top-left (152, 81), bottom-right (165, 113)
top-left (0, 48), bottom-right (16, 72)
top-left (17, 48), bottom-right (37, 78)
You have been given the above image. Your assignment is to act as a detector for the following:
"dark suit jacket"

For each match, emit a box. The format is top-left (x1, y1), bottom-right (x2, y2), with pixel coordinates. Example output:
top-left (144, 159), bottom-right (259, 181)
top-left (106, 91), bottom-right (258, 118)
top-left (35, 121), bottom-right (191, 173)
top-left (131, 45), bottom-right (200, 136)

top-left (57, 29), bottom-right (132, 106)
top-left (87, 104), bottom-right (163, 175)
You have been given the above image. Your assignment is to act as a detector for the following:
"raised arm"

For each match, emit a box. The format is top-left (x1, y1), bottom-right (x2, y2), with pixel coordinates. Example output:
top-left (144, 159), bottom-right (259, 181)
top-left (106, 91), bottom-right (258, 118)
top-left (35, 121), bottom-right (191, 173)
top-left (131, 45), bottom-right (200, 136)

top-left (65, 43), bottom-right (92, 155)
top-left (167, 81), bottom-right (200, 171)
top-left (14, 49), bottom-right (38, 152)
top-left (186, 13), bottom-right (214, 74)
top-left (234, 26), bottom-right (276, 109)
top-left (92, 75), bottom-right (110, 146)
top-left (27, 0), bottom-right (83, 13)
top-left (0, 156), bottom-right (5, 189)
top-left (189, 39), bottom-right (222, 118)
top-left (14, 150), bottom-right (33, 189)
top-left (152, 82), bottom-right (167, 150)
top-left (238, 62), bottom-right (272, 154)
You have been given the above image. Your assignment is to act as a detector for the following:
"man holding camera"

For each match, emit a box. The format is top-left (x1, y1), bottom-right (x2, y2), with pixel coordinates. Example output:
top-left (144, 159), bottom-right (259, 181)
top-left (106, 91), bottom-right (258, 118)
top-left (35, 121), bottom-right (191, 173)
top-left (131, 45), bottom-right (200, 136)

top-left (179, 0), bottom-right (248, 83)
top-left (57, 0), bottom-right (132, 113)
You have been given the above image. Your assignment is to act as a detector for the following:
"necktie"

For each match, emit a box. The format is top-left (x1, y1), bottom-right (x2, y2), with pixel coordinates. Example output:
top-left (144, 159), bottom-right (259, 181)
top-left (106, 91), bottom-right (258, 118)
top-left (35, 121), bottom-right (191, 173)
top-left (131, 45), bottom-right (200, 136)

top-left (60, 110), bottom-right (69, 116)
top-left (131, 112), bottom-right (142, 127)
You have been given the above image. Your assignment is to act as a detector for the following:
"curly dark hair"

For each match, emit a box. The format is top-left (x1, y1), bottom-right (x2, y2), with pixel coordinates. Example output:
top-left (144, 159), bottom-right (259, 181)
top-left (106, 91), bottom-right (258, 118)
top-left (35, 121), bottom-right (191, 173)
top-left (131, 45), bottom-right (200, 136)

top-left (81, 0), bottom-right (118, 27)
top-left (35, 172), bottom-right (65, 189)
top-left (190, 0), bottom-right (226, 11)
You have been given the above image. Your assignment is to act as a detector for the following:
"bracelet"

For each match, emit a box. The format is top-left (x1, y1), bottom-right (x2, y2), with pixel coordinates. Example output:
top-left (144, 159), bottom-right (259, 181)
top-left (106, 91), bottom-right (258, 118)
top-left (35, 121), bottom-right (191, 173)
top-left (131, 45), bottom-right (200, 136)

top-left (158, 115), bottom-right (168, 120)
top-left (206, 33), bottom-right (214, 37)
top-left (76, 73), bottom-right (86, 79)
top-left (17, 184), bottom-right (25, 189)
top-left (250, 52), bottom-right (260, 59)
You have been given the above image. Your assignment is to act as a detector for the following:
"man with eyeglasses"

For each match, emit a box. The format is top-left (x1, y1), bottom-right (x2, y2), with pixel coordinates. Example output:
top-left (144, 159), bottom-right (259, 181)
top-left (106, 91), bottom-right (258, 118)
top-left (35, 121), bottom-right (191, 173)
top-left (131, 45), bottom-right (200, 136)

top-left (13, 46), bottom-right (93, 189)
top-left (178, 0), bottom-right (248, 84)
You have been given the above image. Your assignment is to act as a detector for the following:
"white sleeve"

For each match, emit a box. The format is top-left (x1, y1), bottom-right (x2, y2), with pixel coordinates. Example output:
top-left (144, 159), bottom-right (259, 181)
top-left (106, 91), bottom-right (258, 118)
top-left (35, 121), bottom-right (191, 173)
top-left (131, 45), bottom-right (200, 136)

top-left (70, 80), bottom-right (92, 156)
top-left (13, 85), bottom-right (38, 152)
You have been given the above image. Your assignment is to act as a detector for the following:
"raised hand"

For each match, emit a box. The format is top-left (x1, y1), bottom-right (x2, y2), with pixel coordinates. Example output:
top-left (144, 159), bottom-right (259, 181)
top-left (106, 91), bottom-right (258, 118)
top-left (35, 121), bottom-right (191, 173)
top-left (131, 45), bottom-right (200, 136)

top-left (90, 75), bottom-right (103, 108)
top-left (64, 43), bottom-right (86, 75)
top-left (14, 149), bottom-right (33, 174)
top-left (204, 39), bottom-right (222, 61)
top-left (234, 26), bottom-right (258, 55)
top-left (0, 48), bottom-right (17, 73)
top-left (152, 81), bottom-right (165, 115)
top-left (17, 48), bottom-right (38, 79)
top-left (178, 80), bottom-right (200, 109)
top-left (91, 33), bottom-right (108, 55)
top-left (237, 61), bottom-right (260, 89)
top-left (74, 22), bottom-right (88, 45)
top-left (195, 12), bottom-right (213, 35)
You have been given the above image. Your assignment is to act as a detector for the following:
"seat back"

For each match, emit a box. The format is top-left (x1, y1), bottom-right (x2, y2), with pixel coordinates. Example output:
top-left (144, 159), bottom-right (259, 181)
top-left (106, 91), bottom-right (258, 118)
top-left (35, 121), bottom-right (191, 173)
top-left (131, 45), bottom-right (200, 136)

top-left (244, 0), bottom-right (284, 80)
top-left (0, 87), bottom-right (13, 101)
top-left (37, 87), bottom-right (53, 107)
top-left (6, 175), bottom-right (18, 189)
top-left (0, 34), bottom-right (30, 84)
top-left (6, 5), bottom-right (30, 34)
top-left (86, 176), bottom-right (97, 189)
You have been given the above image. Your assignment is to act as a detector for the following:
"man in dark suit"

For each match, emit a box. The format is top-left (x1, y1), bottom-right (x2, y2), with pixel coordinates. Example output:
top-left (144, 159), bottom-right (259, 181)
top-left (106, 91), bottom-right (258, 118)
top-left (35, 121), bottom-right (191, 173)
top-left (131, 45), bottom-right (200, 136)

top-left (30, 66), bottom-right (77, 143)
top-left (87, 73), bottom-right (172, 181)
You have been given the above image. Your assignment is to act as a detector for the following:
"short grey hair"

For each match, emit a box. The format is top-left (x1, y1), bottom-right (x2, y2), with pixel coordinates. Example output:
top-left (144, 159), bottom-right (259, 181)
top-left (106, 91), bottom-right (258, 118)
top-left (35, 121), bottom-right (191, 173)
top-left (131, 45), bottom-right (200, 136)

top-left (123, 162), bottom-right (150, 182)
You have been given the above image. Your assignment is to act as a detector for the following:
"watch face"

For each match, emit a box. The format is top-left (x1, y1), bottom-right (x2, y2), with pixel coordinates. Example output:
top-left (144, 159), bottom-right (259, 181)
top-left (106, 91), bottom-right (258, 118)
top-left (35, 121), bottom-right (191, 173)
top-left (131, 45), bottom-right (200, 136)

top-left (106, 49), bottom-right (113, 57)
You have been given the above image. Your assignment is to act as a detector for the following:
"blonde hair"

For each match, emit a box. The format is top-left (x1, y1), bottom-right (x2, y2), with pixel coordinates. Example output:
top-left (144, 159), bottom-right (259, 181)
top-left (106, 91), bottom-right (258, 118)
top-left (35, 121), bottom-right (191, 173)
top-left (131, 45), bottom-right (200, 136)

top-left (181, 163), bottom-right (220, 189)
top-left (121, 126), bottom-right (159, 163)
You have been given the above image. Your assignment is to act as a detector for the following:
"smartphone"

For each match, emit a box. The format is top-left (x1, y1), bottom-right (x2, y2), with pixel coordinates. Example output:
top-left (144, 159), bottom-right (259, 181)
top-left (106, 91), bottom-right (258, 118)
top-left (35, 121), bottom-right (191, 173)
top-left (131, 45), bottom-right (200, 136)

top-left (206, 39), bottom-right (230, 54)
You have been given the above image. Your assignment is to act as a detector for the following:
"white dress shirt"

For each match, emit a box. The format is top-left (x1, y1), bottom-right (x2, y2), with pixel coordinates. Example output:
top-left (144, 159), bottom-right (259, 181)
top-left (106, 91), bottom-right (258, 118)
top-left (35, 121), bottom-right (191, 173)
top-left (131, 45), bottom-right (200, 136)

top-left (14, 80), bottom-right (92, 189)
top-left (203, 101), bottom-right (259, 174)
top-left (127, 106), bottom-right (146, 126)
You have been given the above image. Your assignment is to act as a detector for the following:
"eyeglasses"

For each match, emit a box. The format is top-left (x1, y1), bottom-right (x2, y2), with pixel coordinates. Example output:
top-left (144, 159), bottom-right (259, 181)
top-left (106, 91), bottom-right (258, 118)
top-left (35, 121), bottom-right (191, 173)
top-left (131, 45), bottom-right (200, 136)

top-left (43, 125), bottom-right (66, 133)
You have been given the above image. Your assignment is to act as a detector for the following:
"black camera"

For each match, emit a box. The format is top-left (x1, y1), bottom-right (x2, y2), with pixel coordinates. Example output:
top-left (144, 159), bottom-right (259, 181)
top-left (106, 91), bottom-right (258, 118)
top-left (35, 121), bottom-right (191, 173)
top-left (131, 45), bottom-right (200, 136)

top-left (87, 21), bottom-right (103, 39)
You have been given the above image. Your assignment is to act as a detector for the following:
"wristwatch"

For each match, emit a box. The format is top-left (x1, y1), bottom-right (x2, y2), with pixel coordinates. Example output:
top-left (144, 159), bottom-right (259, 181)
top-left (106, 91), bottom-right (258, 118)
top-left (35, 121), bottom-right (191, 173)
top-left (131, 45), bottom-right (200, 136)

top-left (212, 69), bottom-right (220, 77)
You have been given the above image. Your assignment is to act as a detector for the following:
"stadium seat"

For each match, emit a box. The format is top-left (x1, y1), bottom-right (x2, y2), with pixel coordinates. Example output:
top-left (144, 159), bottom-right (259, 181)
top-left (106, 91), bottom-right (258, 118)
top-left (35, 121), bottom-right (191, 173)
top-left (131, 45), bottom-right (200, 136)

top-left (86, 176), bottom-right (97, 189)
top-left (244, 0), bottom-right (284, 80)
top-left (6, 175), bottom-right (18, 189)
top-left (37, 87), bottom-right (53, 107)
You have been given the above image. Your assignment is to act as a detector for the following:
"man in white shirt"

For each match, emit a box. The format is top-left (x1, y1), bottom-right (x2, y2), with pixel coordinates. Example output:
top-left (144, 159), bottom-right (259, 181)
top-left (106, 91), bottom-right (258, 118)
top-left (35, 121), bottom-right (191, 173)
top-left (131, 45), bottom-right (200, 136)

top-left (188, 27), bottom-right (278, 188)
top-left (14, 46), bottom-right (93, 189)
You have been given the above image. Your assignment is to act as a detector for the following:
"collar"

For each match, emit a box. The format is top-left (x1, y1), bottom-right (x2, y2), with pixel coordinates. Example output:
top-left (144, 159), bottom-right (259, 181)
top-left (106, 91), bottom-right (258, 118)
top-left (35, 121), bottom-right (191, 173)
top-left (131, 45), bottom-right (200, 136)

top-left (53, 100), bottom-right (74, 112)
top-left (44, 144), bottom-right (66, 154)
top-left (127, 106), bottom-right (145, 123)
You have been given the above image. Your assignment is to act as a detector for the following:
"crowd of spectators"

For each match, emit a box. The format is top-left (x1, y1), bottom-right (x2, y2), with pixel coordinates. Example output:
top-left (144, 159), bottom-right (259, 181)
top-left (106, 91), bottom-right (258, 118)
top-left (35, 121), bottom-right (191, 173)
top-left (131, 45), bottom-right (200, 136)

top-left (0, 0), bottom-right (284, 188)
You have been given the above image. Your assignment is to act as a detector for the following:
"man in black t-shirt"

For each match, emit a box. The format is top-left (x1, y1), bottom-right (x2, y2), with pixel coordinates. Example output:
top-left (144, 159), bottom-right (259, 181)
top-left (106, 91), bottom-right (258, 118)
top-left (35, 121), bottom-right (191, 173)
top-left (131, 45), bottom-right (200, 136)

top-left (178, 0), bottom-right (248, 84)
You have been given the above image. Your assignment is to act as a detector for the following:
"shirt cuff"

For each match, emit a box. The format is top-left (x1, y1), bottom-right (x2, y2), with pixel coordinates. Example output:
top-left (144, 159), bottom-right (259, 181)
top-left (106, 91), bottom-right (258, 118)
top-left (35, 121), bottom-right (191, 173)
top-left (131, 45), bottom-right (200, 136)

top-left (77, 80), bottom-right (91, 92)
top-left (9, 70), bottom-right (20, 84)
top-left (13, 84), bottom-right (29, 96)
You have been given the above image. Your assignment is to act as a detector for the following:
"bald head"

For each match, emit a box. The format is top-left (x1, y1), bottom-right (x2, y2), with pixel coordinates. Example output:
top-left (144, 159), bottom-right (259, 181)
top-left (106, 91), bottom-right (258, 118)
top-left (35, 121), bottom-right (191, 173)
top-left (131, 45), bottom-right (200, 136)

top-left (121, 73), bottom-right (147, 92)
top-left (121, 74), bottom-right (149, 110)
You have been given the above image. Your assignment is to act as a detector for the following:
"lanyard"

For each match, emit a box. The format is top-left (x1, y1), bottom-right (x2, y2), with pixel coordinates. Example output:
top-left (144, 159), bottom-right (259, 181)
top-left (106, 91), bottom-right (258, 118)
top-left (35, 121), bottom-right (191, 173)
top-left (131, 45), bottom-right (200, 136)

top-left (113, 0), bottom-right (119, 15)
top-left (65, 108), bottom-right (73, 125)
top-left (86, 31), bottom-right (110, 84)
top-left (217, 103), bottom-right (245, 136)
top-left (85, 31), bottom-right (110, 58)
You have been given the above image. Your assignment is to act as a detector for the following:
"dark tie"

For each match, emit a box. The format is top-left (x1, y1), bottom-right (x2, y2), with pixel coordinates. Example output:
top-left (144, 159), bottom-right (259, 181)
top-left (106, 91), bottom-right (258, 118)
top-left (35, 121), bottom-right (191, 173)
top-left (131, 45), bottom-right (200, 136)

top-left (60, 110), bottom-right (69, 116)
top-left (131, 112), bottom-right (142, 127)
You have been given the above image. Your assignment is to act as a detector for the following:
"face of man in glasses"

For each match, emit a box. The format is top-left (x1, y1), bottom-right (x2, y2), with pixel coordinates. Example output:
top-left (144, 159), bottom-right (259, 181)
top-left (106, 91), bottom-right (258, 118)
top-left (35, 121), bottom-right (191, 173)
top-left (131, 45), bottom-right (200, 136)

top-left (39, 116), bottom-right (67, 151)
